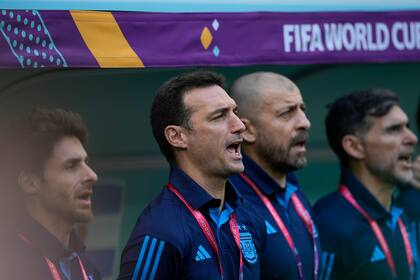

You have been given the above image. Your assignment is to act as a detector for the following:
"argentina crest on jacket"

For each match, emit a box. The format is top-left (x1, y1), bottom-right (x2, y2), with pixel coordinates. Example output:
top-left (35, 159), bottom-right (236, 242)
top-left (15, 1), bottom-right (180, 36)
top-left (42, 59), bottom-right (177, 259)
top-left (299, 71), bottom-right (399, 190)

top-left (239, 225), bottom-right (258, 264)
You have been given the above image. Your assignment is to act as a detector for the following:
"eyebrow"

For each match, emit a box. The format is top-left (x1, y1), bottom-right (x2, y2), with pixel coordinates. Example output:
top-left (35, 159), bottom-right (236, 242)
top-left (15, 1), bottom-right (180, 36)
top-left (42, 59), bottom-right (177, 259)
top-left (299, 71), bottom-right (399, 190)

top-left (276, 103), bottom-right (304, 113)
top-left (209, 105), bottom-right (236, 117)
top-left (64, 155), bottom-right (87, 165)
top-left (384, 120), bottom-right (408, 130)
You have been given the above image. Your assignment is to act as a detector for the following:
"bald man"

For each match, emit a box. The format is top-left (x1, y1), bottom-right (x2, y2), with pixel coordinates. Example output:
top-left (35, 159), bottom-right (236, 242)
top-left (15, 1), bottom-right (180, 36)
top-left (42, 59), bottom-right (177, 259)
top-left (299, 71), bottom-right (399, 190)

top-left (229, 72), bottom-right (321, 280)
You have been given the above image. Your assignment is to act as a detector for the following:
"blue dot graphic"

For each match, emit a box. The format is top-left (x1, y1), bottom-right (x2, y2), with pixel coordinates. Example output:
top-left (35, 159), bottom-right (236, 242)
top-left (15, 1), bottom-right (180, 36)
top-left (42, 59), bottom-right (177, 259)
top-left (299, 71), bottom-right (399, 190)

top-left (19, 56), bottom-right (24, 63)
top-left (9, 11), bottom-right (14, 19)
top-left (21, 30), bottom-right (26, 38)
top-left (26, 46), bottom-right (31, 54)
top-left (41, 40), bottom-right (46, 47)
top-left (37, 24), bottom-right (41, 32)
top-left (42, 52), bottom-right (46, 59)
top-left (32, 10), bottom-right (36, 16)
top-left (1, 10), bottom-right (6, 16)
top-left (29, 34), bottom-right (33, 41)
top-left (14, 27), bottom-right (18, 35)
top-left (30, 21), bottom-right (34, 28)
top-left (0, 21), bottom-right (4, 28)
top-left (19, 43), bottom-right (24, 51)
top-left (49, 43), bottom-right (53, 50)
top-left (17, 15), bottom-right (21, 22)
top-left (56, 58), bottom-right (61, 66)
top-left (49, 55), bottom-right (54, 63)
top-left (12, 40), bottom-right (17, 47)
top-left (23, 18), bottom-right (28, 25)
top-left (7, 24), bottom-right (11, 32)
top-left (33, 61), bottom-right (38, 68)
top-left (35, 37), bottom-right (40, 44)
top-left (34, 49), bottom-right (39, 56)
top-left (26, 58), bottom-right (31, 66)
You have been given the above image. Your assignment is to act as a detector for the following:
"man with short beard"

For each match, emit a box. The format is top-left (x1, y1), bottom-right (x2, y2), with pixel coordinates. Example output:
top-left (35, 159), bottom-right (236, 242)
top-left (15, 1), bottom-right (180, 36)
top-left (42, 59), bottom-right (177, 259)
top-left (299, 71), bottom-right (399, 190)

top-left (314, 89), bottom-right (418, 279)
top-left (0, 108), bottom-right (100, 280)
top-left (229, 72), bottom-right (321, 280)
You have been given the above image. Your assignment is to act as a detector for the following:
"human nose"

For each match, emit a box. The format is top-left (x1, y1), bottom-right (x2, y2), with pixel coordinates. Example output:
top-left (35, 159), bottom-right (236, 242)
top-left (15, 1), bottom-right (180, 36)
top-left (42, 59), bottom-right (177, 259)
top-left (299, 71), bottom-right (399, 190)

top-left (297, 109), bottom-right (311, 130)
top-left (404, 127), bottom-right (418, 146)
top-left (83, 163), bottom-right (98, 184)
top-left (231, 113), bottom-right (246, 134)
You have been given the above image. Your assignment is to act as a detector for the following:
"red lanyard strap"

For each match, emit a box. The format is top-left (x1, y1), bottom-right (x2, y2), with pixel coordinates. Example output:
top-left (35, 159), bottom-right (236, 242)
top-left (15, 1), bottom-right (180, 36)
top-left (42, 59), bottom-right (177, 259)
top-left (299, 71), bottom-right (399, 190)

top-left (229, 214), bottom-right (244, 280)
top-left (168, 183), bottom-right (243, 280)
top-left (339, 185), bottom-right (414, 280)
top-left (291, 194), bottom-right (320, 280)
top-left (18, 233), bottom-right (90, 280)
top-left (240, 173), bottom-right (319, 280)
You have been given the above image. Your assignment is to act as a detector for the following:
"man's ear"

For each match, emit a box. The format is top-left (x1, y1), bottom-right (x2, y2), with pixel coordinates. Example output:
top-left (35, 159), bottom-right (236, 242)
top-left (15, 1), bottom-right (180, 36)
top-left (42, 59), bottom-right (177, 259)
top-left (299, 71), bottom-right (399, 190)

top-left (342, 135), bottom-right (365, 160)
top-left (164, 125), bottom-right (188, 149)
top-left (18, 171), bottom-right (40, 195)
top-left (241, 118), bottom-right (256, 144)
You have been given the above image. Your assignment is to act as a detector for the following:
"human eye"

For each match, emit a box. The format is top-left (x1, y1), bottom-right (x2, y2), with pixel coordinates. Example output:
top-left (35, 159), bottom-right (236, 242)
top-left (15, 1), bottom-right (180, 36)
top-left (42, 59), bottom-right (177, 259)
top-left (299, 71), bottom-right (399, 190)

top-left (212, 113), bottom-right (224, 120)
top-left (386, 124), bottom-right (404, 134)
top-left (278, 108), bottom-right (293, 119)
top-left (212, 109), bottom-right (228, 121)
top-left (65, 163), bottom-right (76, 170)
top-left (233, 109), bottom-right (239, 116)
top-left (64, 159), bottom-right (79, 170)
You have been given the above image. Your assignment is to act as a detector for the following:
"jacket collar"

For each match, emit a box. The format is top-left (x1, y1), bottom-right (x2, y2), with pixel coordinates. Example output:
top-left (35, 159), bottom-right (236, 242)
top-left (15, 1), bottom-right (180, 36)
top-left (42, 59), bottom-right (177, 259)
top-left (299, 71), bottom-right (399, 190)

top-left (169, 166), bottom-right (243, 211)
top-left (17, 214), bottom-right (86, 261)
top-left (242, 154), bottom-right (300, 197)
top-left (340, 165), bottom-right (400, 221)
top-left (397, 188), bottom-right (420, 218)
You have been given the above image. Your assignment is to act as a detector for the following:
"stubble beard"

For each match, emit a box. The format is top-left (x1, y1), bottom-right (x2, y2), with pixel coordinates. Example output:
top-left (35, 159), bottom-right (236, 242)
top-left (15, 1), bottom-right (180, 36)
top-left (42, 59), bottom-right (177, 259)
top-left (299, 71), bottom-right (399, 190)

top-left (366, 158), bottom-right (412, 189)
top-left (256, 133), bottom-right (307, 174)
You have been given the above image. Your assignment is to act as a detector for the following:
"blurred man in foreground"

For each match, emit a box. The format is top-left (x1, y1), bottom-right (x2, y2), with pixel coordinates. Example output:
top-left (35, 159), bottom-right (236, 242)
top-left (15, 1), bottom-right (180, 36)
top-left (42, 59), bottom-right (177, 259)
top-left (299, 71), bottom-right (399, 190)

top-left (1, 108), bottom-right (100, 280)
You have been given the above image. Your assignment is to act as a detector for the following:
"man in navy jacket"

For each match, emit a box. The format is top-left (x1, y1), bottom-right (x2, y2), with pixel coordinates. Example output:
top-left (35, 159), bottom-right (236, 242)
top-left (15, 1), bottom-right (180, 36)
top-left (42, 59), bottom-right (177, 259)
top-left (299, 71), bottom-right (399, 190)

top-left (118, 71), bottom-right (266, 280)
top-left (0, 108), bottom-right (101, 280)
top-left (314, 89), bottom-right (418, 279)
top-left (229, 72), bottom-right (320, 280)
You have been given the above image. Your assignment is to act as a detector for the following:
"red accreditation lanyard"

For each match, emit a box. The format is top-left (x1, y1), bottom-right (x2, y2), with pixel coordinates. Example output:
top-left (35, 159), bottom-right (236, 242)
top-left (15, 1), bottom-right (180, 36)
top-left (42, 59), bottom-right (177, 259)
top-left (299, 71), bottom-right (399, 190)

top-left (239, 173), bottom-right (319, 280)
top-left (167, 183), bottom-right (243, 280)
top-left (18, 233), bottom-right (89, 280)
top-left (339, 185), bottom-right (414, 280)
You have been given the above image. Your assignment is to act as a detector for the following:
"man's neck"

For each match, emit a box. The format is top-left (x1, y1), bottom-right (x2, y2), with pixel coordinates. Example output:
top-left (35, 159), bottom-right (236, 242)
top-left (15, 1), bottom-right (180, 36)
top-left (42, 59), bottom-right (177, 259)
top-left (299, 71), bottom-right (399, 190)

top-left (350, 164), bottom-right (394, 212)
top-left (200, 177), bottom-right (226, 213)
top-left (26, 203), bottom-right (72, 248)
top-left (245, 150), bottom-right (287, 188)
top-left (177, 163), bottom-right (226, 212)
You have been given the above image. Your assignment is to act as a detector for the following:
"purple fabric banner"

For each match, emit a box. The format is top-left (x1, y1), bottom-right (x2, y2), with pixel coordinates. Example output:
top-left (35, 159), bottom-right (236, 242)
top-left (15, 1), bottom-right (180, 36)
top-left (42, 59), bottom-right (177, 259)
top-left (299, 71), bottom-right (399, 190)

top-left (0, 9), bottom-right (420, 68)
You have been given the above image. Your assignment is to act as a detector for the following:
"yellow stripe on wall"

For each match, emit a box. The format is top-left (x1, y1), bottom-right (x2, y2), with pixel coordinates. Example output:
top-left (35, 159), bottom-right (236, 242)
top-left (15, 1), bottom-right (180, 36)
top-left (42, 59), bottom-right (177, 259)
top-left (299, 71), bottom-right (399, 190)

top-left (70, 10), bottom-right (144, 68)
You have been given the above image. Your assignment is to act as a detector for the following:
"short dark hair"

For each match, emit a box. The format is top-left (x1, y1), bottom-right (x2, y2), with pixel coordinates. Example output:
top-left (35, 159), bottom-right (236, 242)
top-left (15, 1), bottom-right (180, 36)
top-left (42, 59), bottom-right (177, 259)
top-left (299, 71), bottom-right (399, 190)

top-left (150, 70), bottom-right (225, 163)
top-left (10, 108), bottom-right (88, 175)
top-left (1, 108), bottom-right (88, 216)
top-left (325, 88), bottom-right (399, 165)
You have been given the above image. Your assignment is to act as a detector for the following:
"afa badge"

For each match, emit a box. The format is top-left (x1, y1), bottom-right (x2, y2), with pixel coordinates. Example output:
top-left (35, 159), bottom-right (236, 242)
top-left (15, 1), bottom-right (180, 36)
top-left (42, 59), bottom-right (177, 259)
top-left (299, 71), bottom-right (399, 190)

top-left (239, 231), bottom-right (258, 264)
